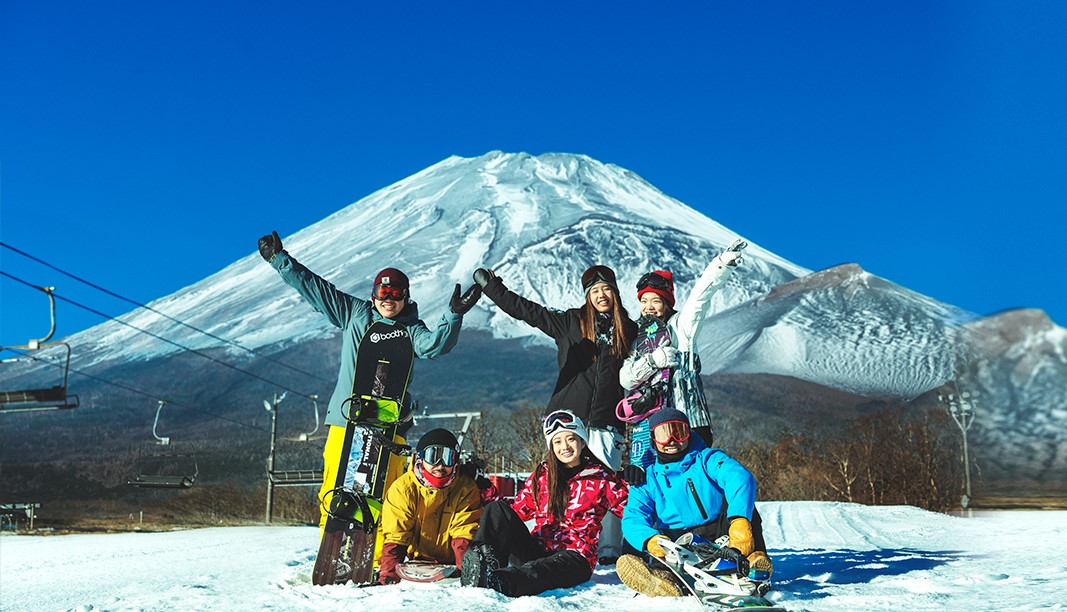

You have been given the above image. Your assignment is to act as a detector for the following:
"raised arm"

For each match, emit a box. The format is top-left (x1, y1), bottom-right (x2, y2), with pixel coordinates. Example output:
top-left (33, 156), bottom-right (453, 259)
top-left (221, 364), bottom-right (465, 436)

top-left (673, 240), bottom-right (746, 351)
top-left (474, 269), bottom-right (571, 340)
top-left (259, 231), bottom-right (367, 329)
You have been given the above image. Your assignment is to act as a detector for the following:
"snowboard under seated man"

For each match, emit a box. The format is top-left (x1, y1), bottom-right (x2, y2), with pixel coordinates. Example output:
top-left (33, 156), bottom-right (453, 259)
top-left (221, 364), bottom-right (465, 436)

top-left (257, 231), bottom-right (481, 542)
top-left (618, 408), bottom-right (773, 597)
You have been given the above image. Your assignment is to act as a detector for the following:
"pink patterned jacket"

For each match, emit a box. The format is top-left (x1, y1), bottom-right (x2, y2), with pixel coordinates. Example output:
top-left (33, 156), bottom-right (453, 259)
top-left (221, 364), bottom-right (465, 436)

top-left (511, 461), bottom-right (629, 570)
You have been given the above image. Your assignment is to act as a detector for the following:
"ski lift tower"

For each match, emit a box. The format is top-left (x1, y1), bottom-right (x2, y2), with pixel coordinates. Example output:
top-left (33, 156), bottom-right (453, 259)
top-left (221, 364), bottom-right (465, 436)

top-left (413, 405), bottom-right (482, 448)
top-left (263, 392), bottom-right (287, 523)
top-left (938, 383), bottom-right (978, 517)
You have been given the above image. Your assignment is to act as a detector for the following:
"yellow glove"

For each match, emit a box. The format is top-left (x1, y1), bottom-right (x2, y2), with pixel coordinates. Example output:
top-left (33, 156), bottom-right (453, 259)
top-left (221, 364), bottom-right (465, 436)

top-left (728, 517), bottom-right (754, 557)
top-left (646, 535), bottom-right (670, 558)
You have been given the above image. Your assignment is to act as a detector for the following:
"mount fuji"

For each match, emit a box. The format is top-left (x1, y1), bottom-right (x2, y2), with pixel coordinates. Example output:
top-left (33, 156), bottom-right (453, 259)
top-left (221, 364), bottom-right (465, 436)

top-left (4, 151), bottom-right (1064, 492)
top-left (19, 152), bottom-right (965, 393)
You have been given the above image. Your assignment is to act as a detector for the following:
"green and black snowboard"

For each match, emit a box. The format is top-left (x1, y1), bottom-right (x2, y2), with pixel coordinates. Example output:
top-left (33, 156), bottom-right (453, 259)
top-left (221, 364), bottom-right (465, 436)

top-left (312, 321), bottom-right (415, 586)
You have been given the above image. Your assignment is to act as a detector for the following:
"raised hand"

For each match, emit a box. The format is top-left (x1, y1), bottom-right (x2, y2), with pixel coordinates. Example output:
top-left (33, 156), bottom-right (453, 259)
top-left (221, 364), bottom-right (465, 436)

top-left (450, 283), bottom-right (483, 315)
top-left (720, 238), bottom-right (748, 268)
top-left (473, 268), bottom-right (497, 288)
top-left (258, 230), bottom-right (283, 262)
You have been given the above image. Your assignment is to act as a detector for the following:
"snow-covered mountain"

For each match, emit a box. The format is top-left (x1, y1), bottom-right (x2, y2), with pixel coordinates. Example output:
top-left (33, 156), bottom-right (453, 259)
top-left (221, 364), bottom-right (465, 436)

top-left (6, 152), bottom-right (1064, 489)
top-left (18, 152), bottom-right (968, 396)
top-left (961, 309), bottom-right (1067, 486)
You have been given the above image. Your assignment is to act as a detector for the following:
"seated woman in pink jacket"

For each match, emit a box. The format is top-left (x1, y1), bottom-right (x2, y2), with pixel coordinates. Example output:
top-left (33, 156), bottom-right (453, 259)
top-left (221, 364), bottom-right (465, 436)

top-left (460, 410), bottom-right (628, 596)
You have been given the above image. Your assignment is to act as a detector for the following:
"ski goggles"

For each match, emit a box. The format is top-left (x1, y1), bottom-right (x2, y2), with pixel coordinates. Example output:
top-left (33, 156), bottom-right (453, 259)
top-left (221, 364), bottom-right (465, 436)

top-left (418, 444), bottom-right (457, 468)
top-left (372, 284), bottom-right (409, 301)
top-left (636, 272), bottom-right (672, 292)
top-left (543, 409), bottom-right (583, 439)
top-left (581, 266), bottom-right (617, 292)
top-left (651, 420), bottom-right (691, 445)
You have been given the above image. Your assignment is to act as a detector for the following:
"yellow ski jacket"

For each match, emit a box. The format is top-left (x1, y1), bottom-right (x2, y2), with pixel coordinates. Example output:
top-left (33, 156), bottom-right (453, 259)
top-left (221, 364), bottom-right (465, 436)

top-left (380, 470), bottom-right (482, 564)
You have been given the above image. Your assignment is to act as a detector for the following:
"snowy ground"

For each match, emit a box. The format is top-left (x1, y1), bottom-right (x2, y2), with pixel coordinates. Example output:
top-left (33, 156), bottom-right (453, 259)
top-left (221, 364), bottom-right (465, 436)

top-left (2, 501), bottom-right (1065, 611)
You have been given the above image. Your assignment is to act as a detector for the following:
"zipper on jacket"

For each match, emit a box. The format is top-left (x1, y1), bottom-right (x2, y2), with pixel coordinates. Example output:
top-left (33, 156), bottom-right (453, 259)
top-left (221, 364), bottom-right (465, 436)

top-left (687, 478), bottom-right (709, 520)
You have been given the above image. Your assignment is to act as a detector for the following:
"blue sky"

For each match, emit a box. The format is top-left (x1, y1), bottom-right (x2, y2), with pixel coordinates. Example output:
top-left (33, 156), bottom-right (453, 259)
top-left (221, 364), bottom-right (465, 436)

top-left (2, 1), bottom-right (1065, 349)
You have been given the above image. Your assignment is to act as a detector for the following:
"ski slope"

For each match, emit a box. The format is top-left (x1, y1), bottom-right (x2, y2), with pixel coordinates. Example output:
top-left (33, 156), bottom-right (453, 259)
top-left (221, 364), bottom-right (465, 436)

top-left (2, 502), bottom-right (1064, 611)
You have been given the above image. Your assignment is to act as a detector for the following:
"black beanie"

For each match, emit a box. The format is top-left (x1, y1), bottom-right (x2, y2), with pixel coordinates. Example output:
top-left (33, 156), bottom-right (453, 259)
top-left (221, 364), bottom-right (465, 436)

top-left (417, 428), bottom-right (458, 453)
top-left (648, 408), bottom-right (689, 430)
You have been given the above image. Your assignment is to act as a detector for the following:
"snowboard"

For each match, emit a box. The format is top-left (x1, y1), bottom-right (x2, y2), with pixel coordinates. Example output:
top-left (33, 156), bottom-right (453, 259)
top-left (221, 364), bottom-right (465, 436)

top-left (655, 535), bottom-right (784, 611)
top-left (312, 321), bottom-right (415, 586)
top-left (396, 561), bottom-right (459, 583)
top-left (618, 314), bottom-right (673, 470)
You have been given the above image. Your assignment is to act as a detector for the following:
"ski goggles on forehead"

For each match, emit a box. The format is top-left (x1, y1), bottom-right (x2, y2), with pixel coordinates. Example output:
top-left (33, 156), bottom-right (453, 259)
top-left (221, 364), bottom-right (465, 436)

top-left (419, 444), bottom-right (457, 467)
top-left (543, 410), bottom-right (581, 439)
top-left (372, 284), bottom-right (408, 301)
top-left (637, 272), bottom-right (671, 292)
top-left (581, 266), bottom-right (616, 291)
top-left (651, 420), bottom-right (691, 445)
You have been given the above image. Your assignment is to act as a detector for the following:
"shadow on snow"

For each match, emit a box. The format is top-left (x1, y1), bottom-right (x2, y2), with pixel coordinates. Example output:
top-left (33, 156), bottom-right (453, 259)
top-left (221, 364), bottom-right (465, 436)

top-left (773, 547), bottom-right (966, 600)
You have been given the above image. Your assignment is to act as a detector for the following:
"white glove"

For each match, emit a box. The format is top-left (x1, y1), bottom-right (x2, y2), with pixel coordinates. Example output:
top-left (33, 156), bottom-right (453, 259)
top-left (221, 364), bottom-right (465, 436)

top-left (720, 250), bottom-right (744, 268)
top-left (648, 346), bottom-right (680, 369)
top-left (720, 239), bottom-right (748, 268)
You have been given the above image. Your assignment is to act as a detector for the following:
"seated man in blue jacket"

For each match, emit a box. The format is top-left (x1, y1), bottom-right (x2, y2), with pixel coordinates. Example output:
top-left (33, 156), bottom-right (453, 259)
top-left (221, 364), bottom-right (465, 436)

top-left (618, 408), bottom-right (772, 597)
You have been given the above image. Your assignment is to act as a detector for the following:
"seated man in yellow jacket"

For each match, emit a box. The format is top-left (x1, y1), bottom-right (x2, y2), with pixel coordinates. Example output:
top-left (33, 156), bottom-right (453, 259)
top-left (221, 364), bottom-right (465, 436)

top-left (378, 428), bottom-right (483, 584)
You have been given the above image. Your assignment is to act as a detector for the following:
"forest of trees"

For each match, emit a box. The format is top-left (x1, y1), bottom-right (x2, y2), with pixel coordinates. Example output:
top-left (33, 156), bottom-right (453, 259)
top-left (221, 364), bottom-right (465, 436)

top-left (1, 404), bottom-right (967, 530)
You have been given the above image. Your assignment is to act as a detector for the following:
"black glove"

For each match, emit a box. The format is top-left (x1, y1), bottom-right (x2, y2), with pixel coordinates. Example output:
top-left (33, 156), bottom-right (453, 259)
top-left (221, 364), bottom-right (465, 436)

top-left (622, 464), bottom-right (645, 486)
top-left (450, 283), bottom-right (482, 315)
top-left (715, 546), bottom-right (751, 576)
top-left (472, 268), bottom-right (495, 288)
top-left (258, 230), bottom-right (282, 262)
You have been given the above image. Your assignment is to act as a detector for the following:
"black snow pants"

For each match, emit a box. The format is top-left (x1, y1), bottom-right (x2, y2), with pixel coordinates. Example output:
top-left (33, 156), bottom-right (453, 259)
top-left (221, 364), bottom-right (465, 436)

top-left (473, 500), bottom-right (592, 596)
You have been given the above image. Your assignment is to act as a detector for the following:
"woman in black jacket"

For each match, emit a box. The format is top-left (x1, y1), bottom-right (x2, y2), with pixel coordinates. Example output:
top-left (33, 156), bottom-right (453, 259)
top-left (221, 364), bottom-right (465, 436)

top-left (473, 265), bottom-right (636, 562)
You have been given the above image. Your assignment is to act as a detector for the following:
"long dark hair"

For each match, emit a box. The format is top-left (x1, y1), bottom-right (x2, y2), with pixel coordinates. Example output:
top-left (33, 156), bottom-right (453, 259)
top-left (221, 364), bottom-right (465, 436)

top-left (533, 445), bottom-right (594, 521)
top-left (579, 295), bottom-right (631, 359)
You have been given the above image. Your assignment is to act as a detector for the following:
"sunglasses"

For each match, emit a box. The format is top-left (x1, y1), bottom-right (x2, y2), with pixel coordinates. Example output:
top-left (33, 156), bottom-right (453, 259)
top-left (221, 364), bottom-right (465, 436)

top-left (543, 410), bottom-right (582, 439)
top-left (651, 420), bottom-right (691, 445)
top-left (419, 444), bottom-right (457, 468)
top-left (637, 272), bottom-right (672, 292)
top-left (372, 284), bottom-right (408, 302)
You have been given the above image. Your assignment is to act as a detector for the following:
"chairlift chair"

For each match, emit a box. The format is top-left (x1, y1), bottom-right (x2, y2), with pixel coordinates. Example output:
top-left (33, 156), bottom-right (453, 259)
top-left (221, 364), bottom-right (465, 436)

top-left (0, 287), bottom-right (79, 413)
top-left (127, 401), bottom-right (200, 489)
top-left (283, 394), bottom-right (323, 442)
top-left (269, 394), bottom-right (325, 485)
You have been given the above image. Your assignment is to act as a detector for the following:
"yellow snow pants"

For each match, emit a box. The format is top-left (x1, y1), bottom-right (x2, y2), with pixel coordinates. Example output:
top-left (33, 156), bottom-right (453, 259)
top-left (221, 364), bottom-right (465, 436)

top-left (318, 424), bottom-right (408, 566)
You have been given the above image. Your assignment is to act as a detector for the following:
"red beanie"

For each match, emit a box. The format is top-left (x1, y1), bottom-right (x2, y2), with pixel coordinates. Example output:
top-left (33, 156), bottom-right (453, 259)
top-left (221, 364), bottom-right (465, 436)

top-left (373, 268), bottom-right (409, 291)
top-left (637, 270), bottom-right (675, 308)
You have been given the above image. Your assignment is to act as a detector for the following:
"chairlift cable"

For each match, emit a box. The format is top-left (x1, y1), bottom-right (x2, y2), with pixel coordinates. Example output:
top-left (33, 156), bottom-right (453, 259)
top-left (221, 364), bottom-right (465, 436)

top-left (0, 242), bottom-right (332, 383)
top-left (1, 271), bottom-right (314, 401)
top-left (3, 347), bottom-right (269, 433)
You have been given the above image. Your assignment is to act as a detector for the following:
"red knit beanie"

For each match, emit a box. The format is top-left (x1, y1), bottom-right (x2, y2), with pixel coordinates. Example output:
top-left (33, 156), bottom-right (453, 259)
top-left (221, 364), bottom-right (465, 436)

top-left (373, 268), bottom-right (409, 291)
top-left (637, 270), bottom-right (675, 308)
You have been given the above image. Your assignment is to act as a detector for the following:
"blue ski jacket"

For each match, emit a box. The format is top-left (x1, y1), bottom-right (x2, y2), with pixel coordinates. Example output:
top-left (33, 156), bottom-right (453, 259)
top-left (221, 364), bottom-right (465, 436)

top-left (270, 251), bottom-right (462, 427)
top-left (621, 436), bottom-right (756, 552)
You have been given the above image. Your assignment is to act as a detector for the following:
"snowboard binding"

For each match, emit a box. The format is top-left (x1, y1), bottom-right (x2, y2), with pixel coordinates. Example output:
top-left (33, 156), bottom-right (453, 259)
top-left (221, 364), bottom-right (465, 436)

top-left (616, 380), bottom-right (668, 423)
top-left (321, 487), bottom-right (377, 533)
top-left (656, 535), bottom-right (780, 610)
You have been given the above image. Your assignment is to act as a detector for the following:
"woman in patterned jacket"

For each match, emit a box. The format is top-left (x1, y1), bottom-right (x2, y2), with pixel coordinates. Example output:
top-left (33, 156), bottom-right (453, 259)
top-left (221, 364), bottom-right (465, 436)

top-left (460, 410), bottom-right (628, 596)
